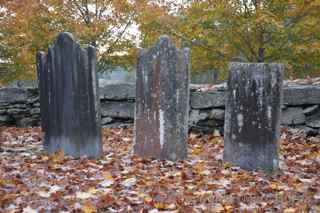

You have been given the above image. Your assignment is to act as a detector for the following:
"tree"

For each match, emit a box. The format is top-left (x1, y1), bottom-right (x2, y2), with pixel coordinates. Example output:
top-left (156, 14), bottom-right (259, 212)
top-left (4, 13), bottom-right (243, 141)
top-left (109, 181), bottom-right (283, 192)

top-left (137, 0), bottom-right (320, 78)
top-left (0, 0), bottom-right (56, 83)
top-left (0, 0), bottom-right (137, 84)
top-left (1, 0), bottom-right (319, 84)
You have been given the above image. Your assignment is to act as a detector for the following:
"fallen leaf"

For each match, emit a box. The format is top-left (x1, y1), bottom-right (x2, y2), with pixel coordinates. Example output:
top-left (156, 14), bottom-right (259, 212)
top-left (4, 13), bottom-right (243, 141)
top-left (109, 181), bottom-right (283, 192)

top-left (284, 208), bottom-right (296, 213)
top-left (22, 206), bottom-right (38, 213)
top-left (50, 150), bottom-right (65, 164)
top-left (76, 192), bottom-right (95, 200)
top-left (82, 201), bottom-right (97, 213)
top-left (121, 177), bottom-right (137, 188)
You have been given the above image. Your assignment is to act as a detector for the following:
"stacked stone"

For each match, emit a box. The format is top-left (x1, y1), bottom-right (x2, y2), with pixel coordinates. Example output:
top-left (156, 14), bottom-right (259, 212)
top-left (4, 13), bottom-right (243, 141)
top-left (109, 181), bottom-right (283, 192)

top-left (1, 83), bottom-right (320, 135)
top-left (99, 83), bottom-right (135, 128)
top-left (0, 87), bottom-right (39, 127)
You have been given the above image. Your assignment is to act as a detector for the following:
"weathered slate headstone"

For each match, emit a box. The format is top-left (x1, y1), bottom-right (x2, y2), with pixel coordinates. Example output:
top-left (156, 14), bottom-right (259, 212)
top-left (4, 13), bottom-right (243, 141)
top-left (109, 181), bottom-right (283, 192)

top-left (36, 52), bottom-right (47, 132)
top-left (36, 32), bottom-right (102, 157)
top-left (224, 63), bottom-right (283, 171)
top-left (134, 36), bottom-right (190, 161)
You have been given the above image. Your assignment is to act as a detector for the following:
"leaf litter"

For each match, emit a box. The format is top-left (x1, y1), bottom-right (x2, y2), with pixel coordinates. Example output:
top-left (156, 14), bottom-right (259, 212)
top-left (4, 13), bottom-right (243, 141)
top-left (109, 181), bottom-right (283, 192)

top-left (0, 127), bottom-right (319, 212)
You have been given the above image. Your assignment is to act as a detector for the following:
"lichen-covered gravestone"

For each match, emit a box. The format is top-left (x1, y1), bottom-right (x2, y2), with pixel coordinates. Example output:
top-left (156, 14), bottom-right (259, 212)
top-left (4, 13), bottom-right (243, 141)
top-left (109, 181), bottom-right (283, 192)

top-left (224, 63), bottom-right (283, 171)
top-left (134, 36), bottom-right (190, 161)
top-left (36, 32), bottom-right (102, 157)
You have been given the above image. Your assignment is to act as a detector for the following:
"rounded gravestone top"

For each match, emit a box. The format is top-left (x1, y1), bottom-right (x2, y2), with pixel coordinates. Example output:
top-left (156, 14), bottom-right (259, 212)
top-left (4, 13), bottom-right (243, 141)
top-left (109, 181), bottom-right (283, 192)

top-left (157, 35), bottom-right (174, 48)
top-left (55, 32), bottom-right (75, 44)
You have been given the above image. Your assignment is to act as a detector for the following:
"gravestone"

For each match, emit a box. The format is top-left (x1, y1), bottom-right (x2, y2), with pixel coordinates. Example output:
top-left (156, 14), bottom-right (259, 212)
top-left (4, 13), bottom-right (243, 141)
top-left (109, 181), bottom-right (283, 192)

top-left (224, 63), bottom-right (283, 171)
top-left (36, 32), bottom-right (102, 157)
top-left (134, 36), bottom-right (190, 161)
top-left (36, 52), bottom-right (47, 132)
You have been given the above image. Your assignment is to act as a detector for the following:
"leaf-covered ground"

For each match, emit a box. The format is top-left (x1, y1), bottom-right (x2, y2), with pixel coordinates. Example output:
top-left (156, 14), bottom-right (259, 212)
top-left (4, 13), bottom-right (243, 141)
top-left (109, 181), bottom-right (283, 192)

top-left (0, 128), bottom-right (320, 213)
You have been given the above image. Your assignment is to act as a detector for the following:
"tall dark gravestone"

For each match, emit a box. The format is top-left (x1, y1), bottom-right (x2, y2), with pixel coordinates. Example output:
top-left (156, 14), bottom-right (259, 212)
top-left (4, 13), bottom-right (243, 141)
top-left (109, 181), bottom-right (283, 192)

top-left (224, 63), bottom-right (283, 171)
top-left (36, 32), bottom-right (102, 158)
top-left (134, 36), bottom-right (190, 161)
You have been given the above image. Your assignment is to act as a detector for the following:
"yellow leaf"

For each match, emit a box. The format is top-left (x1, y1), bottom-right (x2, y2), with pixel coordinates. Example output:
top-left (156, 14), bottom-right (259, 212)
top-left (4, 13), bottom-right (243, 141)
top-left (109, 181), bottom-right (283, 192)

top-left (50, 150), bottom-right (65, 164)
top-left (0, 178), bottom-right (6, 185)
top-left (144, 196), bottom-right (152, 203)
top-left (284, 208), bottom-right (296, 213)
top-left (154, 202), bottom-right (168, 210)
top-left (0, 178), bottom-right (12, 185)
top-left (138, 192), bottom-right (152, 203)
top-left (82, 201), bottom-right (97, 213)
top-left (102, 171), bottom-right (114, 181)
top-left (193, 161), bottom-right (205, 173)
top-left (192, 147), bottom-right (203, 155)
top-left (212, 203), bottom-right (225, 212)
top-left (270, 182), bottom-right (286, 191)
top-left (88, 188), bottom-right (100, 195)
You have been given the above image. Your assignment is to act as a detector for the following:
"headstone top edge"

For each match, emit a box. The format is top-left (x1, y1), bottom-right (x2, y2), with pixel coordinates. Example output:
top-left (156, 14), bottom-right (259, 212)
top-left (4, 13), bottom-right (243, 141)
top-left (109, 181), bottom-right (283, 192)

top-left (138, 48), bottom-right (147, 56)
top-left (53, 32), bottom-right (95, 53)
top-left (159, 34), bottom-right (171, 42)
top-left (157, 35), bottom-right (175, 49)
top-left (182, 46), bottom-right (191, 52)
top-left (229, 62), bottom-right (284, 66)
top-left (53, 32), bottom-right (78, 48)
top-left (229, 62), bottom-right (285, 73)
top-left (86, 45), bottom-right (96, 51)
top-left (57, 32), bottom-right (75, 42)
top-left (141, 35), bottom-right (188, 58)
top-left (37, 51), bottom-right (46, 56)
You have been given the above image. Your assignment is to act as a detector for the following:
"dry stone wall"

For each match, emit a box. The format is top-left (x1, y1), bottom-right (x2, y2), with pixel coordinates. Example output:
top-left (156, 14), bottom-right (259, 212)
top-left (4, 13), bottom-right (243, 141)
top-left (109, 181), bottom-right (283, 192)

top-left (1, 83), bottom-right (320, 135)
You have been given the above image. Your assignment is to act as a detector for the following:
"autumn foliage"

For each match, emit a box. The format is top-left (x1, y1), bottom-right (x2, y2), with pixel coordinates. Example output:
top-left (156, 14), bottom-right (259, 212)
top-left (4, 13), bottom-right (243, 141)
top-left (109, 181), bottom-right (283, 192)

top-left (0, 127), bottom-right (320, 212)
top-left (0, 0), bottom-right (137, 84)
top-left (139, 0), bottom-right (320, 79)
top-left (0, 0), bottom-right (320, 84)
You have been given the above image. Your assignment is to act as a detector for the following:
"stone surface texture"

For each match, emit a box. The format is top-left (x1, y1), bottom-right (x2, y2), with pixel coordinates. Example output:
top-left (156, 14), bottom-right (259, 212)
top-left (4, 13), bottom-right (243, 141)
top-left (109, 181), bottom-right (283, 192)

top-left (224, 63), bottom-right (283, 171)
top-left (281, 107), bottom-right (306, 125)
top-left (36, 32), bottom-right (102, 158)
top-left (1, 81), bottom-right (320, 135)
top-left (133, 36), bottom-right (190, 161)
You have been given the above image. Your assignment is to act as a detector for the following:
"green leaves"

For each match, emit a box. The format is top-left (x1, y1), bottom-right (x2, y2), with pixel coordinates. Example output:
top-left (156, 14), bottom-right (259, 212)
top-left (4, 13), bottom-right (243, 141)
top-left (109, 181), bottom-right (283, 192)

top-left (0, 0), bottom-right (137, 85)
top-left (138, 0), bottom-right (320, 78)
top-left (0, 0), bottom-right (319, 85)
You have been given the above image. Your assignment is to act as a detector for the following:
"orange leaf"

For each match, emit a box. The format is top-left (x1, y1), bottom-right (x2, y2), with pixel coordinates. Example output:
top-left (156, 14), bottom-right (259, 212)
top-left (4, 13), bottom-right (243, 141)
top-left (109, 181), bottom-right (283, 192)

top-left (82, 201), bottom-right (97, 213)
top-left (50, 150), bottom-right (65, 164)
